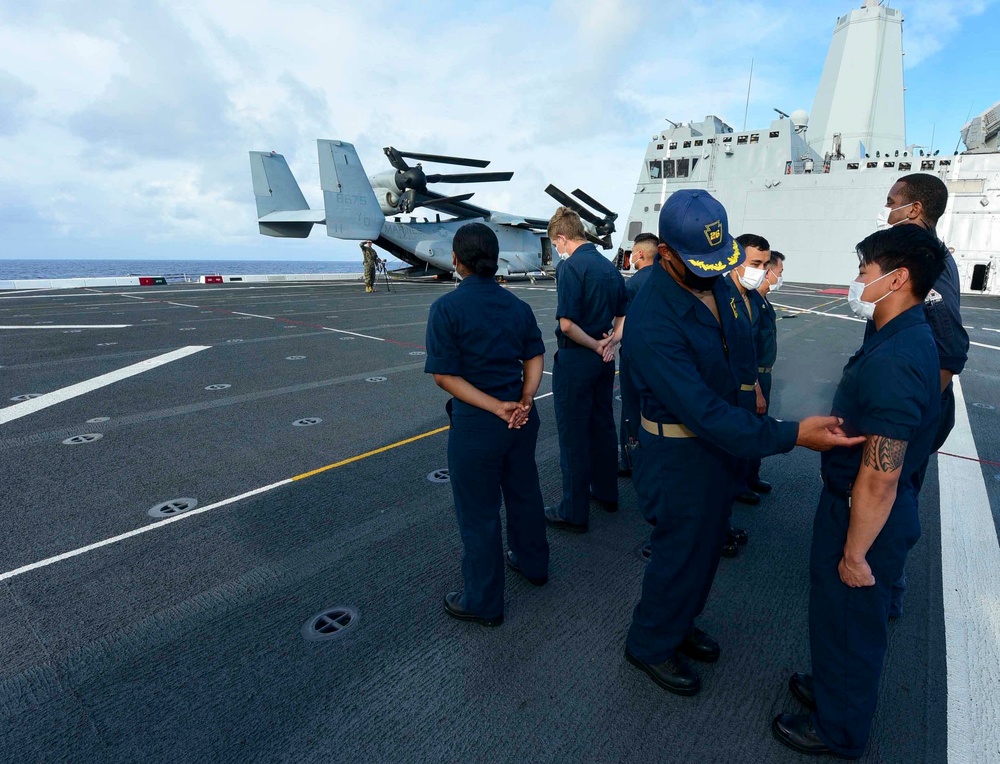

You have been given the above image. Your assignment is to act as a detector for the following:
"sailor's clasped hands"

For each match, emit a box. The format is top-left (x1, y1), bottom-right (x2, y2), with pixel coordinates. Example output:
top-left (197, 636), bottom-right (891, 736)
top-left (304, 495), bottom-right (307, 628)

top-left (496, 398), bottom-right (534, 429)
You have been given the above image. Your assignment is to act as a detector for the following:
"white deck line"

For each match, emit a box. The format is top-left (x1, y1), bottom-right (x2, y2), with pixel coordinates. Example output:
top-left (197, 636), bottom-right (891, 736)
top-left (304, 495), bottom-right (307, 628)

top-left (0, 282), bottom-right (381, 300)
top-left (0, 480), bottom-right (292, 582)
top-left (971, 342), bottom-right (1000, 352)
top-left (0, 325), bottom-right (132, 329)
top-left (768, 302), bottom-right (865, 322)
top-left (0, 346), bottom-right (211, 425)
top-left (0, 386), bottom-right (557, 581)
top-left (320, 326), bottom-right (385, 341)
top-left (938, 377), bottom-right (1000, 764)
top-left (231, 312), bottom-right (275, 319)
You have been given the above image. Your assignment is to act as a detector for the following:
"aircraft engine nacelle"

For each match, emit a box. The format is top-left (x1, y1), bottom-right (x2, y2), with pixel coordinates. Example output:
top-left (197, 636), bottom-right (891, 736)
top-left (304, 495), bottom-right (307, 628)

top-left (370, 171), bottom-right (402, 213)
top-left (374, 189), bottom-right (401, 215)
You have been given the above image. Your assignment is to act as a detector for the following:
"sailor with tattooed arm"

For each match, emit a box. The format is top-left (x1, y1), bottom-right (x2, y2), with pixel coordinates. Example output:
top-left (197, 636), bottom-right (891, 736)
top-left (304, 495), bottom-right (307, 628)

top-left (772, 225), bottom-right (947, 760)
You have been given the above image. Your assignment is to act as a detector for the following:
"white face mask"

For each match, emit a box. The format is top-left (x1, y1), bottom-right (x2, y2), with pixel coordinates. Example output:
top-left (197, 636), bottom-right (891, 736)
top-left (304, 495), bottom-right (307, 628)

top-left (876, 202), bottom-right (914, 231)
top-left (847, 268), bottom-right (898, 320)
top-left (767, 274), bottom-right (783, 293)
top-left (554, 237), bottom-right (569, 261)
top-left (738, 265), bottom-right (767, 291)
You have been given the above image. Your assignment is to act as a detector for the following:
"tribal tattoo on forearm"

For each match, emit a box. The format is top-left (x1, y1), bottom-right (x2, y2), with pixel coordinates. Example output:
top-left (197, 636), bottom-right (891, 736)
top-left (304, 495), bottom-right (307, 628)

top-left (862, 435), bottom-right (908, 472)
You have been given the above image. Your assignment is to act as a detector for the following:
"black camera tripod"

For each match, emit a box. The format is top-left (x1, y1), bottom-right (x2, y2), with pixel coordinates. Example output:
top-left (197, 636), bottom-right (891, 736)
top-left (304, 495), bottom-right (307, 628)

top-left (375, 259), bottom-right (392, 293)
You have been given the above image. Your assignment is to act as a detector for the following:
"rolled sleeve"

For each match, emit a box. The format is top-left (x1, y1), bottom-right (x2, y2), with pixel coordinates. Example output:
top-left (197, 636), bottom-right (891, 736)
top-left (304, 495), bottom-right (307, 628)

top-left (854, 353), bottom-right (923, 441)
top-left (556, 264), bottom-right (583, 322)
top-left (927, 254), bottom-right (970, 374)
top-left (424, 301), bottom-right (463, 376)
top-left (926, 301), bottom-right (969, 374)
top-left (613, 272), bottom-right (628, 317)
top-left (521, 303), bottom-right (546, 360)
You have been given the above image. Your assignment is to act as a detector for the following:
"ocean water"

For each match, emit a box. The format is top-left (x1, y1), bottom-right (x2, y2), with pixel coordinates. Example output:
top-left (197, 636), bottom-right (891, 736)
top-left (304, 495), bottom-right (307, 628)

top-left (0, 259), bottom-right (381, 280)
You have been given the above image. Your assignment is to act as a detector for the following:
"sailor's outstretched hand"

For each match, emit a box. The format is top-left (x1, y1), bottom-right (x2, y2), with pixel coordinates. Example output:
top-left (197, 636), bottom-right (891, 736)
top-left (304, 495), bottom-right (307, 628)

top-left (795, 416), bottom-right (866, 452)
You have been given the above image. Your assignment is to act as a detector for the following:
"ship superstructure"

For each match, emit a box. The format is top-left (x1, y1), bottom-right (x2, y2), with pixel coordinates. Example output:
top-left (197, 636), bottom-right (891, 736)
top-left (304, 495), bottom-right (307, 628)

top-left (621, 0), bottom-right (999, 295)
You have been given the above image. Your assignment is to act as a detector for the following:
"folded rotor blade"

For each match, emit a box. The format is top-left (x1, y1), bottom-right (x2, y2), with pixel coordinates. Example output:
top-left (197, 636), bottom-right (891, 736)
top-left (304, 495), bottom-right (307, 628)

top-left (425, 171), bottom-right (513, 184)
top-left (382, 147), bottom-right (411, 172)
top-left (417, 192), bottom-right (475, 208)
top-left (545, 184), bottom-right (603, 226)
top-left (397, 151), bottom-right (490, 168)
top-left (571, 188), bottom-right (616, 219)
top-left (544, 183), bottom-right (578, 208)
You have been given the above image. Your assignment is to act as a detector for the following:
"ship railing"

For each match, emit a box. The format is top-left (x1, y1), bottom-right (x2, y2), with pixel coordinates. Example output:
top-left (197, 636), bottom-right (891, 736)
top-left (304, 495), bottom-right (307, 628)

top-left (125, 273), bottom-right (210, 284)
top-left (784, 159), bottom-right (831, 175)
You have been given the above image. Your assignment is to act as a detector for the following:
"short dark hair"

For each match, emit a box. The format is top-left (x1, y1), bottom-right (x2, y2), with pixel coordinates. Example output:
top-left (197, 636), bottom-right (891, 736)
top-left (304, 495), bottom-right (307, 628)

top-left (453, 222), bottom-right (499, 277)
top-left (769, 250), bottom-right (785, 266)
top-left (736, 233), bottom-right (770, 251)
top-left (856, 226), bottom-right (946, 300)
top-left (897, 173), bottom-right (948, 225)
top-left (633, 233), bottom-right (660, 247)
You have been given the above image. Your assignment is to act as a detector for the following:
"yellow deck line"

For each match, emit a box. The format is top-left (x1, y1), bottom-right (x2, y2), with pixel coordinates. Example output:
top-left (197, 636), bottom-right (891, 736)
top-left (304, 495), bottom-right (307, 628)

top-left (292, 426), bottom-right (451, 481)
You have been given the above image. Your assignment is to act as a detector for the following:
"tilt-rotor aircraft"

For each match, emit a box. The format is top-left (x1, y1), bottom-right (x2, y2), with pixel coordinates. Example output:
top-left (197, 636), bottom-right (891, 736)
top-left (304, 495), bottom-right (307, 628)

top-left (249, 141), bottom-right (617, 277)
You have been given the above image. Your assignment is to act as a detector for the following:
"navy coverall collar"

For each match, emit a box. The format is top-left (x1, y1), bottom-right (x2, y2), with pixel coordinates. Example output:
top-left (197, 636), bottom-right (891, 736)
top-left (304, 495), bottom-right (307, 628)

top-left (456, 274), bottom-right (500, 287)
top-left (650, 254), bottom-right (730, 329)
top-left (570, 242), bottom-right (599, 258)
top-left (862, 304), bottom-right (926, 354)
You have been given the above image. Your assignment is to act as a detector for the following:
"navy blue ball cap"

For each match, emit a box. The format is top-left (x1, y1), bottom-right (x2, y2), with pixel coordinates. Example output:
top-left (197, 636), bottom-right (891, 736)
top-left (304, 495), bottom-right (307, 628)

top-left (657, 189), bottom-right (744, 276)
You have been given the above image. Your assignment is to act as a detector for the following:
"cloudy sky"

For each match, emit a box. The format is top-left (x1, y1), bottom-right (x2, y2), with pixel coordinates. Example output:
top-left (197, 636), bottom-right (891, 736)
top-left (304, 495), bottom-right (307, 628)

top-left (0, 0), bottom-right (995, 262)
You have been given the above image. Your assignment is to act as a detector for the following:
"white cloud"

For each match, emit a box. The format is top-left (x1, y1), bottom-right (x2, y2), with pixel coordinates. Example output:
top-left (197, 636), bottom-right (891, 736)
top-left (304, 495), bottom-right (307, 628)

top-left (0, 70), bottom-right (35, 135)
top-left (901, 0), bottom-right (995, 67)
top-left (0, 0), bottom-right (992, 260)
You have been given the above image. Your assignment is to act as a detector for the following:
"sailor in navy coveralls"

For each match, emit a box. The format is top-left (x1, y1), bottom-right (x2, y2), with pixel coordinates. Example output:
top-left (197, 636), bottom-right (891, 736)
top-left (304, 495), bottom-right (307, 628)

top-left (621, 190), bottom-right (863, 696)
top-left (424, 223), bottom-right (549, 627)
top-left (868, 173), bottom-right (969, 619)
top-left (719, 233), bottom-right (774, 557)
top-left (617, 232), bottom-right (658, 477)
top-left (731, 233), bottom-right (776, 508)
top-left (544, 207), bottom-right (628, 532)
top-left (749, 249), bottom-right (785, 490)
top-left (773, 226), bottom-right (945, 759)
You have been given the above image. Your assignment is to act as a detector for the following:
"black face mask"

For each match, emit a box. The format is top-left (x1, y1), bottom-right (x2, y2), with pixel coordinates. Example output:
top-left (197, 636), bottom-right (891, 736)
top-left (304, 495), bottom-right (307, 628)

top-left (666, 256), bottom-right (719, 292)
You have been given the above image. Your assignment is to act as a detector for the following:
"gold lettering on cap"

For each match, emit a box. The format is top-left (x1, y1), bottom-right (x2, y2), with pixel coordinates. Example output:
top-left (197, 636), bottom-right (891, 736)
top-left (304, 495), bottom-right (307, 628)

top-left (704, 221), bottom-right (723, 246)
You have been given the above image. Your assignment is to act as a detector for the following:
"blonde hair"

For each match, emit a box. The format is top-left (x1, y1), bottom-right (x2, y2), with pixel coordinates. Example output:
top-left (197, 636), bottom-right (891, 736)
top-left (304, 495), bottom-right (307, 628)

top-left (547, 206), bottom-right (587, 241)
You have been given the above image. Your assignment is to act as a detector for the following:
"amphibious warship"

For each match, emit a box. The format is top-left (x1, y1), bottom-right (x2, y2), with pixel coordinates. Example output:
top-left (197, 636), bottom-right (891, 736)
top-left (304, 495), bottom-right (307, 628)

top-left (2, 1), bottom-right (999, 760)
top-left (620, 0), bottom-right (1000, 295)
